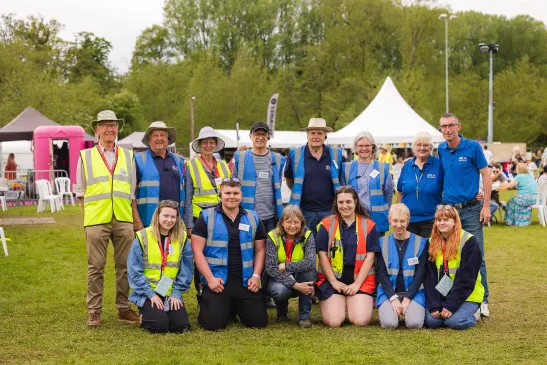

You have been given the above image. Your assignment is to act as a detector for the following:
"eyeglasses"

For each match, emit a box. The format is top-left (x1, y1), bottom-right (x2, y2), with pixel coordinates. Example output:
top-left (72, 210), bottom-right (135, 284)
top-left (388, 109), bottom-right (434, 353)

top-left (98, 123), bottom-right (118, 129)
top-left (356, 144), bottom-right (372, 149)
top-left (159, 200), bottom-right (180, 209)
top-left (438, 123), bottom-right (459, 131)
top-left (252, 132), bottom-right (269, 138)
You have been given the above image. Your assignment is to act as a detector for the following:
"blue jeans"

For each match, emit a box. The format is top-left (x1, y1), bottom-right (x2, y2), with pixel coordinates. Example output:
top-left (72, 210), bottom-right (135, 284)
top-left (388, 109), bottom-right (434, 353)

top-left (489, 201), bottom-right (499, 219)
top-left (267, 270), bottom-right (315, 320)
top-left (457, 203), bottom-right (489, 303)
top-left (425, 302), bottom-right (479, 330)
top-left (302, 209), bottom-right (333, 236)
top-left (261, 216), bottom-right (277, 233)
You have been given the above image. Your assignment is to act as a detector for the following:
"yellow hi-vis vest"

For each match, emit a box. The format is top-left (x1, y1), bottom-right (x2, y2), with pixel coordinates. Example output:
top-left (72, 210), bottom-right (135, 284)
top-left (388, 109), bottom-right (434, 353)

top-left (81, 146), bottom-right (133, 226)
top-left (378, 152), bottom-right (393, 174)
top-left (136, 227), bottom-right (187, 297)
top-left (268, 229), bottom-right (312, 263)
top-left (434, 230), bottom-right (485, 304)
top-left (188, 156), bottom-right (229, 218)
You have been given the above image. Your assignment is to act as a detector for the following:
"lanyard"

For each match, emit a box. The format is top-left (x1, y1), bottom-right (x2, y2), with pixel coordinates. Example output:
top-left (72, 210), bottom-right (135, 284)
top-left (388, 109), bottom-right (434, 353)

top-left (158, 236), bottom-right (171, 274)
top-left (200, 156), bottom-right (218, 178)
top-left (97, 146), bottom-right (118, 176)
top-left (413, 163), bottom-right (425, 200)
top-left (442, 243), bottom-right (449, 274)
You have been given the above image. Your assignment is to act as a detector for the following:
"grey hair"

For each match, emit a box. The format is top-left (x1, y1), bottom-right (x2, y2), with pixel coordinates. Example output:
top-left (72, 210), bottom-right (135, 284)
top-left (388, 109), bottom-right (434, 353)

top-left (440, 113), bottom-right (459, 124)
top-left (353, 131), bottom-right (375, 152)
top-left (412, 132), bottom-right (432, 154)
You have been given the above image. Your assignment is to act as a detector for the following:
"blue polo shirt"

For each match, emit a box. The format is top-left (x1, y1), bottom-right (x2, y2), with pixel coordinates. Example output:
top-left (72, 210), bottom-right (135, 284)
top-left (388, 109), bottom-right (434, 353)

top-left (397, 155), bottom-right (444, 222)
top-left (137, 150), bottom-right (181, 203)
top-left (438, 135), bottom-right (488, 204)
top-left (284, 144), bottom-right (334, 211)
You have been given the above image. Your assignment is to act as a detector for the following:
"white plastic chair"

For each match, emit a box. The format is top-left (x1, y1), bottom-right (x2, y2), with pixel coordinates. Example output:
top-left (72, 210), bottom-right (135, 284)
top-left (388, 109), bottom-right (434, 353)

top-left (0, 227), bottom-right (7, 256)
top-left (0, 178), bottom-right (7, 212)
top-left (46, 180), bottom-right (64, 211)
top-left (532, 180), bottom-right (547, 227)
top-left (55, 177), bottom-right (74, 206)
top-left (35, 180), bottom-right (61, 213)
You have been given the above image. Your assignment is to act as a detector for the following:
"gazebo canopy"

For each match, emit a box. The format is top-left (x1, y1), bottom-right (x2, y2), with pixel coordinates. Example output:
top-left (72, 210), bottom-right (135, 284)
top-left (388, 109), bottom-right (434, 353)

top-left (0, 107), bottom-right (59, 141)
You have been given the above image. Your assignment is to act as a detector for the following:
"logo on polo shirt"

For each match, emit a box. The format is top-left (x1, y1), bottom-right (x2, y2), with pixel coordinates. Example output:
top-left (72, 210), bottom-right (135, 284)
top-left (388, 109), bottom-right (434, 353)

top-left (427, 174), bottom-right (436, 179)
top-left (458, 156), bottom-right (468, 162)
top-left (325, 165), bottom-right (331, 171)
top-left (172, 165), bottom-right (177, 170)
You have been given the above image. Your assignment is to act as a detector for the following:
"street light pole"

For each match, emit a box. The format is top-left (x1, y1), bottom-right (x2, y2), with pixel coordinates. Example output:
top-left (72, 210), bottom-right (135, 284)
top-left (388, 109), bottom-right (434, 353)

top-left (439, 14), bottom-right (456, 114)
top-left (190, 96), bottom-right (196, 141)
top-left (479, 43), bottom-right (499, 144)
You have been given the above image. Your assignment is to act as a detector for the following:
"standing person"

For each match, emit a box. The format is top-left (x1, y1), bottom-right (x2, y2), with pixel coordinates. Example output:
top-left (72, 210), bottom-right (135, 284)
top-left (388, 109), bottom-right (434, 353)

top-left (482, 145), bottom-right (492, 166)
top-left (376, 204), bottom-right (428, 329)
top-left (437, 113), bottom-right (492, 317)
top-left (232, 122), bottom-right (285, 233)
top-left (377, 144), bottom-right (394, 175)
top-left (128, 200), bottom-right (193, 333)
top-left (342, 132), bottom-right (393, 236)
top-left (191, 178), bottom-right (268, 330)
top-left (397, 132), bottom-right (444, 238)
top-left (284, 118), bottom-right (343, 234)
top-left (265, 205), bottom-right (316, 328)
top-left (133, 121), bottom-right (185, 230)
top-left (76, 110), bottom-right (140, 327)
top-left (424, 205), bottom-right (484, 330)
top-left (183, 127), bottom-right (229, 235)
top-left (315, 186), bottom-right (380, 328)
top-left (4, 153), bottom-right (17, 180)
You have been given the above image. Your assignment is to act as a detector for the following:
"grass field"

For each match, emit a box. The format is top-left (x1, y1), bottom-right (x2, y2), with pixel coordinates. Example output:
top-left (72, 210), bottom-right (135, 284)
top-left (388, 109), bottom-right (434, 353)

top-left (0, 191), bottom-right (546, 364)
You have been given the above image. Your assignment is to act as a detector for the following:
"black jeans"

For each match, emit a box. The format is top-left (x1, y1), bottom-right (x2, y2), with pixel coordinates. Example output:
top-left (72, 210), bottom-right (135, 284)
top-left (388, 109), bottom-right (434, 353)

top-left (198, 275), bottom-right (268, 331)
top-left (407, 219), bottom-right (434, 238)
top-left (139, 298), bottom-right (190, 333)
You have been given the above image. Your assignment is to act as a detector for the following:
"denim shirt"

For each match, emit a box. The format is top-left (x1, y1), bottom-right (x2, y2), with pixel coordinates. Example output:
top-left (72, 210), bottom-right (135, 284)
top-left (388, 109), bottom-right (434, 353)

top-left (128, 237), bottom-right (194, 311)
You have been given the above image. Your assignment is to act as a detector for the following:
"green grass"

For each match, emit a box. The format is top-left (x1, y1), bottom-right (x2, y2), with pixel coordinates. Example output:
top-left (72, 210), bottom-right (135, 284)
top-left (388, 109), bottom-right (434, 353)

top-left (0, 191), bottom-right (546, 364)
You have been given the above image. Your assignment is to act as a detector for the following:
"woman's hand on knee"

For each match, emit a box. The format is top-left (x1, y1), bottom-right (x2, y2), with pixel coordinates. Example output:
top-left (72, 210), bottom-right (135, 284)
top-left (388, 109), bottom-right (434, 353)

top-left (150, 295), bottom-right (164, 310)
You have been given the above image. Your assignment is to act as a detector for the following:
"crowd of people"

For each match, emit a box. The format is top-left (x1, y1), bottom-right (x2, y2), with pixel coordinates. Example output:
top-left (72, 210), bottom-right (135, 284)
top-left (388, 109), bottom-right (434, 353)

top-left (76, 109), bottom-right (540, 334)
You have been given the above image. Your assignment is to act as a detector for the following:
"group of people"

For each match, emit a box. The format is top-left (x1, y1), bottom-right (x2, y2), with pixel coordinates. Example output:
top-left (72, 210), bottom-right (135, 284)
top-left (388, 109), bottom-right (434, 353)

top-left (78, 110), bottom-right (493, 334)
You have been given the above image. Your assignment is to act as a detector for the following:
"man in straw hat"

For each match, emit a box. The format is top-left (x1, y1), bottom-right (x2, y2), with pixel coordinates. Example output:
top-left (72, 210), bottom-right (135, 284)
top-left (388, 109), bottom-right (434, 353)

top-left (377, 144), bottom-right (394, 175)
top-left (284, 118), bottom-right (343, 234)
top-left (76, 110), bottom-right (140, 327)
top-left (132, 121), bottom-right (185, 229)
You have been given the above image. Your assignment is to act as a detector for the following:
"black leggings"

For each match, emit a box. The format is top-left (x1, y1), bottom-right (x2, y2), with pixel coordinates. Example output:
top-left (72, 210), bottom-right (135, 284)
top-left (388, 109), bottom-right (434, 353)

top-left (139, 298), bottom-right (190, 333)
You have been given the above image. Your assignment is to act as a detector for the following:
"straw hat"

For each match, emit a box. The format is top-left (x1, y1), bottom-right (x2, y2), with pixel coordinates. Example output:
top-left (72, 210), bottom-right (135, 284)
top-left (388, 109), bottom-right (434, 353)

top-left (300, 118), bottom-right (333, 132)
top-left (378, 144), bottom-right (390, 151)
top-left (142, 121), bottom-right (177, 147)
top-left (91, 110), bottom-right (124, 130)
top-left (191, 126), bottom-right (225, 153)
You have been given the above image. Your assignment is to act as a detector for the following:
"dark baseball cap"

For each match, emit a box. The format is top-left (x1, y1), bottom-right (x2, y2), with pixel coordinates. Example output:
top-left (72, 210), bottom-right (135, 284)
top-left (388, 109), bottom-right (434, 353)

top-left (250, 122), bottom-right (270, 134)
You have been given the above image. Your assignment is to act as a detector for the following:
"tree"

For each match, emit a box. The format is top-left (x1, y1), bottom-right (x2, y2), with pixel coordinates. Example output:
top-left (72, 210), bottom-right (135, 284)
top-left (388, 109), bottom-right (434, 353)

top-left (131, 25), bottom-right (174, 69)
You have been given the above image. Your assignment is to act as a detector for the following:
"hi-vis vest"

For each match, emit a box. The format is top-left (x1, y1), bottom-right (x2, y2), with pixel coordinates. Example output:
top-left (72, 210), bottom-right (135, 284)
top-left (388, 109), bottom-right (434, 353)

top-left (315, 215), bottom-right (376, 293)
top-left (234, 150), bottom-right (285, 218)
top-left (343, 159), bottom-right (390, 232)
top-left (434, 230), bottom-right (485, 304)
top-left (288, 145), bottom-right (342, 206)
top-left (81, 146), bottom-right (133, 227)
top-left (376, 233), bottom-right (427, 308)
top-left (201, 207), bottom-right (259, 287)
top-left (135, 149), bottom-right (185, 227)
top-left (136, 227), bottom-right (187, 297)
top-left (187, 156), bottom-right (229, 218)
top-left (268, 229), bottom-right (312, 263)
top-left (378, 152), bottom-right (394, 174)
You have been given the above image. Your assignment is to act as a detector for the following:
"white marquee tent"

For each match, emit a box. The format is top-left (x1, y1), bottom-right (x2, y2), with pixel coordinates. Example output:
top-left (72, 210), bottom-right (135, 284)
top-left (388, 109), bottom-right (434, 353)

top-left (328, 76), bottom-right (444, 147)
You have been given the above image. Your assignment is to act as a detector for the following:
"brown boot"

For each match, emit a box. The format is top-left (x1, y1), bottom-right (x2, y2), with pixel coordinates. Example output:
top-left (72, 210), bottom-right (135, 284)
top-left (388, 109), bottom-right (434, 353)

top-left (117, 308), bottom-right (140, 323)
top-left (88, 313), bottom-right (101, 327)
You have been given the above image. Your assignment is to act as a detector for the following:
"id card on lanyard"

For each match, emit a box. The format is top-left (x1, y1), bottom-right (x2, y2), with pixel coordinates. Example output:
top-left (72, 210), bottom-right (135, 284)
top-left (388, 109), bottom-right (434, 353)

top-left (435, 244), bottom-right (454, 296)
top-left (98, 146), bottom-right (119, 175)
top-left (154, 236), bottom-right (173, 297)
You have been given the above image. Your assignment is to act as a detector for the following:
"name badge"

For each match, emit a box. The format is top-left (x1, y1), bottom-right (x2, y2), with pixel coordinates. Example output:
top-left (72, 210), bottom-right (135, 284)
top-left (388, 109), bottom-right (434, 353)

top-left (155, 275), bottom-right (174, 297)
top-left (435, 274), bottom-right (454, 297)
top-left (168, 244), bottom-right (174, 256)
top-left (407, 257), bottom-right (419, 265)
top-left (120, 168), bottom-right (127, 177)
top-left (370, 169), bottom-right (380, 179)
top-left (258, 171), bottom-right (269, 179)
top-left (214, 177), bottom-right (223, 186)
top-left (238, 223), bottom-right (250, 232)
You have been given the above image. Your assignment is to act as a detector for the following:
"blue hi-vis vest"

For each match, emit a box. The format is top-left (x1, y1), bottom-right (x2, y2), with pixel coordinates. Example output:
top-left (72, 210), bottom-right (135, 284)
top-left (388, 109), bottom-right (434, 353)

top-left (289, 145), bottom-right (342, 206)
top-left (376, 233), bottom-right (427, 308)
top-left (201, 207), bottom-right (259, 287)
top-left (234, 150), bottom-right (285, 219)
top-left (135, 150), bottom-right (185, 227)
top-left (343, 159), bottom-right (390, 232)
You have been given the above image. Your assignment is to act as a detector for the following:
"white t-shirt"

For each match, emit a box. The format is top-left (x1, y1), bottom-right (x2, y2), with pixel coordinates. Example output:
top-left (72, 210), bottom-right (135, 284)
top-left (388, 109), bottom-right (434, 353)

top-left (483, 149), bottom-right (492, 165)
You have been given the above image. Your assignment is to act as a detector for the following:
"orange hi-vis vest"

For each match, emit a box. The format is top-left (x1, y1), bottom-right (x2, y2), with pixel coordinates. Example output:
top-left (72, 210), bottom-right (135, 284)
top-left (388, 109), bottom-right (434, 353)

top-left (315, 215), bottom-right (376, 293)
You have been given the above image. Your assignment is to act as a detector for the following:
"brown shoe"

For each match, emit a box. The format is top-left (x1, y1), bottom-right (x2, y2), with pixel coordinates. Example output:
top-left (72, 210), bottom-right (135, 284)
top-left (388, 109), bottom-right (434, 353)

top-left (88, 313), bottom-right (101, 327)
top-left (117, 308), bottom-right (140, 323)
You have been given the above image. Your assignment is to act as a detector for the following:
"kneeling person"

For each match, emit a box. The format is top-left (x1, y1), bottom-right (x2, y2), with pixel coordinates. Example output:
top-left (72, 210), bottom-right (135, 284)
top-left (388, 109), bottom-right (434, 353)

top-left (192, 178), bottom-right (268, 330)
top-left (128, 200), bottom-right (193, 333)
top-left (265, 205), bottom-right (316, 328)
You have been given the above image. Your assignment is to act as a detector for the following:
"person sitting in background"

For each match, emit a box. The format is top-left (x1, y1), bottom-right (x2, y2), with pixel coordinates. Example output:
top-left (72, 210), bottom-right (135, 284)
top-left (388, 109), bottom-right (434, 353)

top-left (424, 205), bottom-right (484, 330)
top-left (376, 204), bottom-right (428, 329)
top-left (505, 163), bottom-right (538, 226)
top-left (265, 205), bottom-right (316, 328)
top-left (537, 165), bottom-right (547, 183)
top-left (128, 200), bottom-right (193, 333)
top-left (4, 153), bottom-right (17, 180)
top-left (490, 163), bottom-right (508, 213)
top-left (510, 146), bottom-right (526, 177)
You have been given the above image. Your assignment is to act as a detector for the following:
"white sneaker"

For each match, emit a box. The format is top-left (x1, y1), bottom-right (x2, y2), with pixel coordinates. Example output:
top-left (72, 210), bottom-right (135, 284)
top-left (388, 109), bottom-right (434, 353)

top-left (480, 302), bottom-right (490, 317)
top-left (473, 309), bottom-right (481, 322)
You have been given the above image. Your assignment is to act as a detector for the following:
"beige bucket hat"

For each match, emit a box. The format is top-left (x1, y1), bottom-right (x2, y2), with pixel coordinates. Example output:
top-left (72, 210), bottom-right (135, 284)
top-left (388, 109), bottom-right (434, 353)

top-left (142, 121), bottom-right (177, 147)
top-left (301, 118), bottom-right (333, 132)
top-left (91, 110), bottom-right (124, 131)
top-left (191, 126), bottom-right (225, 153)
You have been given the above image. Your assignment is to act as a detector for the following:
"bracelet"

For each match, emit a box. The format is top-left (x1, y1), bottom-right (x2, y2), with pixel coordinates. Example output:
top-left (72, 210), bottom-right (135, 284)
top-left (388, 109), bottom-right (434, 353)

top-left (252, 273), bottom-right (261, 279)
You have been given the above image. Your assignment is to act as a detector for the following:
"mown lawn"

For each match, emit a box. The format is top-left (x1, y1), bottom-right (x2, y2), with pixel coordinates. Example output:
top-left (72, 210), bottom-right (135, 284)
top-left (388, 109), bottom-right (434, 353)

top-left (0, 191), bottom-right (546, 364)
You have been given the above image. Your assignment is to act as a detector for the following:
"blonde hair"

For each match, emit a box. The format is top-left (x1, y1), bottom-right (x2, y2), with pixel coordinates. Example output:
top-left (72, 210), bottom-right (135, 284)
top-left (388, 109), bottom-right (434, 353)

top-left (429, 205), bottom-right (462, 262)
top-left (516, 162), bottom-right (529, 174)
top-left (149, 200), bottom-right (185, 244)
top-left (275, 205), bottom-right (307, 240)
top-left (388, 203), bottom-right (410, 222)
top-left (412, 132), bottom-right (432, 154)
top-left (353, 131), bottom-right (375, 153)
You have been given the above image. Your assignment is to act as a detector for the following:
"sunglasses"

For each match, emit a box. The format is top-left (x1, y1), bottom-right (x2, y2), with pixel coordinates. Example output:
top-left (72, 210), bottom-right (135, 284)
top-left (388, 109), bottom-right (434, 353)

top-left (336, 185), bottom-right (356, 192)
top-left (436, 204), bottom-right (455, 211)
top-left (159, 200), bottom-right (180, 209)
top-left (220, 177), bottom-right (241, 184)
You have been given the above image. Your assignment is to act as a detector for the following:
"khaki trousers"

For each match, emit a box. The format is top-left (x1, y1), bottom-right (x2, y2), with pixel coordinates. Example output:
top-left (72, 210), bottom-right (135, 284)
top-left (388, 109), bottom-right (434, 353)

top-left (85, 217), bottom-right (134, 314)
